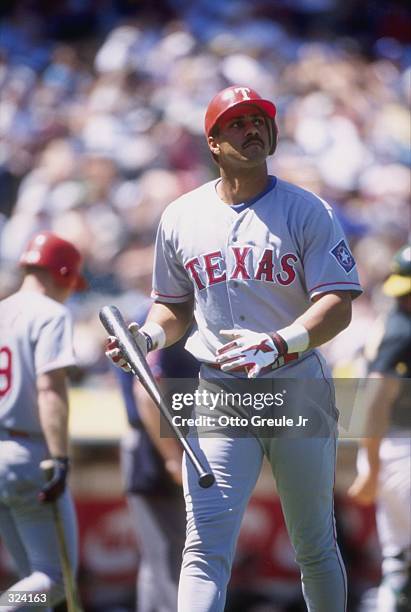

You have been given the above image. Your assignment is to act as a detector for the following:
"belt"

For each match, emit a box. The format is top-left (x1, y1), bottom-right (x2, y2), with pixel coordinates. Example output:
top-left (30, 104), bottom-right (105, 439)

top-left (206, 352), bottom-right (300, 375)
top-left (3, 428), bottom-right (31, 438)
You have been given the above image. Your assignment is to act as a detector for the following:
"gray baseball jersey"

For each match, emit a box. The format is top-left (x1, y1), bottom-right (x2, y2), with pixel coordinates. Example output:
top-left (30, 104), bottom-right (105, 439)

top-left (152, 177), bottom-right (362, 363)
top-left (0, 290), bottom-right (76, 434)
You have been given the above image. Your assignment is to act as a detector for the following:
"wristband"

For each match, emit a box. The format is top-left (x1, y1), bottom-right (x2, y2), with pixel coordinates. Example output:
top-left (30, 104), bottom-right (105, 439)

top-left (271, 332), bottom-right (288, 357)
top-left (275, 323), bottom-right (309, 354)
top-left (140, 321), bottom-right (166, 351)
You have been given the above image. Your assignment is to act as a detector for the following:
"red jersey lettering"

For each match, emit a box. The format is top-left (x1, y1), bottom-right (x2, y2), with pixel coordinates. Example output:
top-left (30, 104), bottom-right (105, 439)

top-left (231, 247), bottom-right (251, 280)
top-left (276, 253), bottom-right (297, 286)
top-left (255, 249), bottom-right (274, 282)
top-left (185, 257), bottom-right (205, 290)
top-left (0, 346), bottom-right (12, 398)
top-left (204, 251), bottom-right (226, 285)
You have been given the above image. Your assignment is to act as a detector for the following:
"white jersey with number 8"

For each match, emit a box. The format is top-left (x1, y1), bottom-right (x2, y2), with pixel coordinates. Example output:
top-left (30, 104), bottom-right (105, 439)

top-left (0, 290), bottom-right (76, 435)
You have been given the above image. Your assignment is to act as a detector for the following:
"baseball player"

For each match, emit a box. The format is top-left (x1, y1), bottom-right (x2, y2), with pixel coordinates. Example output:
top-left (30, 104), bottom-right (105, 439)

top-left (106, 85), bottom-right (362, 612)
top-left (0, 231), bottom-right (85, 610)
top-left (348, 245), bottom-right (411, 612)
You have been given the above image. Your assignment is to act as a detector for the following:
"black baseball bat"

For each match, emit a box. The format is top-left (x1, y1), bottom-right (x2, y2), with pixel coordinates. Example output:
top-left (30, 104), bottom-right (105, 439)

top-left (99, 305), bottom-right (215, 488)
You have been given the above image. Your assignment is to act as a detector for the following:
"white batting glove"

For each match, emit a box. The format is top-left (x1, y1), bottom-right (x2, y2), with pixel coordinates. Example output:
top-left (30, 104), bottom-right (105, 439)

top-left (105, 322), bottom-right (149, 373)
top-left (216, 329), bottom-right (280, 378)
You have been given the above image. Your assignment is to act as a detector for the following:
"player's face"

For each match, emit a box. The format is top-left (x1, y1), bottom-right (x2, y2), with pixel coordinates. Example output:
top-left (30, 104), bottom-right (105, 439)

top-left (209, 105), bottom-right (271, 167)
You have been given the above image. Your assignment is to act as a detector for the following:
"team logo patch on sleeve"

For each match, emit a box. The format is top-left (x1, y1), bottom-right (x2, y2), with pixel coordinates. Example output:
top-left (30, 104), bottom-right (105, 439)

top-left (330, 240), bottom-right (356, 273)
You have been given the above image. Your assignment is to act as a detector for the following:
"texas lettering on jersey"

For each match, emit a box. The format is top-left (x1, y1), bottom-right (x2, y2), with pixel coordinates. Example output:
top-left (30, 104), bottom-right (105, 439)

top-left (152, 178), bottom-right (362, 362)
top-left (185, 247), bottom-right (298, 290)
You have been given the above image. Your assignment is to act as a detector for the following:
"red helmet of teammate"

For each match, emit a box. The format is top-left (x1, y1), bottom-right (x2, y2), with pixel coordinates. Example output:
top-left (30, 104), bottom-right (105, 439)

top-left (19, 231), bottom-right (87, 291)
top-left (204, 85), bottom-right (277, 154)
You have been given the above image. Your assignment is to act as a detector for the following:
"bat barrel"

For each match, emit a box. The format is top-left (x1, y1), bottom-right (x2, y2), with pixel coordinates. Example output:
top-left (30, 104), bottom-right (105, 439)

top-left (100, 305), bottom-right (160, 402)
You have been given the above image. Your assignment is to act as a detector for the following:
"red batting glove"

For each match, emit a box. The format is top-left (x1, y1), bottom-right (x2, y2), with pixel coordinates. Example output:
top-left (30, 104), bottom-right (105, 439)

top-left (105, 322), bottom-right (149, 372)
top-left (216, 328), bottom-right (279, 378)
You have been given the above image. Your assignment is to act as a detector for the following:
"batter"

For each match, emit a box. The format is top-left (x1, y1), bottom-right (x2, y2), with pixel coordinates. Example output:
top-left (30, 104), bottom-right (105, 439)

top-left (106, 86), bottom-right (363, 612)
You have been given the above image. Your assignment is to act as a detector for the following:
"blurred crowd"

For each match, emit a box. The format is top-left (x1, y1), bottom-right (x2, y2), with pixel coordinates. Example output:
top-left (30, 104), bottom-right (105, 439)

top-left (0, 0), bottom-right (410, 378)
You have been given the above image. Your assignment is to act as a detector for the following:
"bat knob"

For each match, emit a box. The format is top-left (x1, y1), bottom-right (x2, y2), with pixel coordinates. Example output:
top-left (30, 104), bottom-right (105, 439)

top-left (198, 472), bottom-right (215, 488)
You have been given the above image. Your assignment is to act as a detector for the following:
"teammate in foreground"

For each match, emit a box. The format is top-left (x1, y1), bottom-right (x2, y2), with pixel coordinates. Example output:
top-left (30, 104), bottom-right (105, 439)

top-left (106, 85), bottom-right (362, 612)
top-left (348, 245), bottom-right (411, 611)
top-left (0, 231), bottom-right (85, 610)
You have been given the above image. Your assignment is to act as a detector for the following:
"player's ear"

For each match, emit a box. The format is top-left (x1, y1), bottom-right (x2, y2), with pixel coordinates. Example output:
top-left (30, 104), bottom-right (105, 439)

top-left (268, 119), bottom-right (278, 155)
top-left (207, 135), bottom-right (220, 156)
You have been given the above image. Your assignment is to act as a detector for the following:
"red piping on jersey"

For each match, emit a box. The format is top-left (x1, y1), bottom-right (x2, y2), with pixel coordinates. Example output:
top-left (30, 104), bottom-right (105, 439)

top-left (153, 290), bottom-right (193, 299)
top-left (308, 281), bottom-right (361, 293)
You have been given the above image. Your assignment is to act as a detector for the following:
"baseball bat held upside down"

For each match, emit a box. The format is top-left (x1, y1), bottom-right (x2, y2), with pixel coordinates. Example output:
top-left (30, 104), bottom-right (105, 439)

top-left (99, 305), bottom-right (215, 488)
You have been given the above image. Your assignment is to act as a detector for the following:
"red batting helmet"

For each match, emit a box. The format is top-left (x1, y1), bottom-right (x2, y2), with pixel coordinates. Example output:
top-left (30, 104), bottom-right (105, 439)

top-left (204, 85), bottom-right (277, 153)
top-left (19, 231), bottom-right (87, 291)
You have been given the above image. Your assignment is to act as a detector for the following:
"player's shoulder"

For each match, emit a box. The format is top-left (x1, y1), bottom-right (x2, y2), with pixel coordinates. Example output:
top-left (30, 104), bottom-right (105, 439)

top-left (371, 307), bottom-right (411, 356)
top-left (276, 178), bottom-right (333, 214)
top-left (368, 307), bottom-right (411, 371)
top-left (0, 291), bottom-right (70, 341)
top-left (2, 290), bottom-right (68, 320)
top-left (160, 180), bottom-right (217, 225)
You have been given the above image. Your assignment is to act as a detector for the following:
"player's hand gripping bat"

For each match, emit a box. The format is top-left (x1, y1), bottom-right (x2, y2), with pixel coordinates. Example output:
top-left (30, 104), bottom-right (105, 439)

top-left (99, 305), bottom-right (215, 488)
top-left (40, 460), bottom-right (83, 612)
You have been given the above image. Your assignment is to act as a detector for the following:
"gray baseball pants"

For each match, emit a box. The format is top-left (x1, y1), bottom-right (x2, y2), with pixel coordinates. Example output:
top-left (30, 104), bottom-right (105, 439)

top-left (0, 433), bottom-right (78, 612)
top-left (178, 353), bottom-right (347, 612)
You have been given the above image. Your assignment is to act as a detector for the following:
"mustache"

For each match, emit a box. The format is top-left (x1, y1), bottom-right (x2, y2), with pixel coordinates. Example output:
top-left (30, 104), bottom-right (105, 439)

top-left (242, 137), bottom-right (264, 148)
